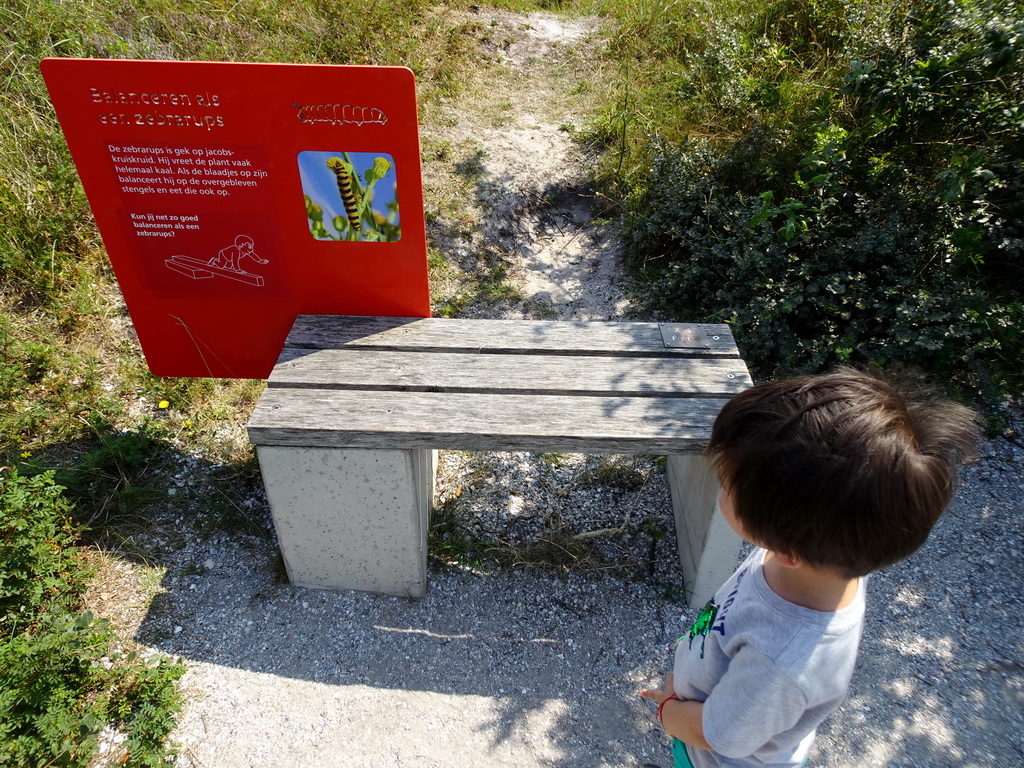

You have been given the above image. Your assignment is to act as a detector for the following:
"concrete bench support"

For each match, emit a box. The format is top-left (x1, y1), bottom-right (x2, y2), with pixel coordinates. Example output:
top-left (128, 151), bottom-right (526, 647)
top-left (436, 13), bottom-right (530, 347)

top-left (247, 315), bottom-right (752, 608)
top-left (667, 454), bottom-right (742, 602)
top-left (257, 445), bottom-right (437, 597)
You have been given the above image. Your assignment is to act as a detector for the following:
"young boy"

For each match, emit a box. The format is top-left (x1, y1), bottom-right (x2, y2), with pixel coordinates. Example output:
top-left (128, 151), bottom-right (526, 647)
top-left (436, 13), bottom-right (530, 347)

top-left (641, 367), bottom-right (979, 767)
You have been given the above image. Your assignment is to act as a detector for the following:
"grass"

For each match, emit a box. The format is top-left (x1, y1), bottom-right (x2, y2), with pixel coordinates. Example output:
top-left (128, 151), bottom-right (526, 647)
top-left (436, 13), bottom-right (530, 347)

top-left (1, 0), bottom-right (574, 461)
top-left (579, 0), bottom-right (874, 192)
top-left (427, 241), bottom-right (527, 317)
top-left (577, 454), bottom-right (655, 492)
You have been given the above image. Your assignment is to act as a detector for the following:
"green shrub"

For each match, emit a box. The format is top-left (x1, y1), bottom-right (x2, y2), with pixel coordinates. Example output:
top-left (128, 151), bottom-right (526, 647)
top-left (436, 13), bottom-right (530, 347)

top-left (839, 0), bottom-right (1024, 291)
top-left (0, 469), bottom-right (184, 767)
top-left (618, 0), bottom-right (1024, 400)
top-left (0, 469), bottom-right (85, 633)
top-left (1, 611), bottom-right (113, 766)
top-left (1, 610), bottom-right (184, 768)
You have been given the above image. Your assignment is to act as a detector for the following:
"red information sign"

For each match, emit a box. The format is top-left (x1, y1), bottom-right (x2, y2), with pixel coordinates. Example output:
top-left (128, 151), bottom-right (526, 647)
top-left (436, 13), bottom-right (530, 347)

top-left (41, 58), bottom-right (430, 378)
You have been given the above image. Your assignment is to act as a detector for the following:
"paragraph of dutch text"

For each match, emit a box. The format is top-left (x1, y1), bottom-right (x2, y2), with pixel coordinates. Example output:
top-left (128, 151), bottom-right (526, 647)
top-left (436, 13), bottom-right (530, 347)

top-left (110, 144), bottom-right (268, 197)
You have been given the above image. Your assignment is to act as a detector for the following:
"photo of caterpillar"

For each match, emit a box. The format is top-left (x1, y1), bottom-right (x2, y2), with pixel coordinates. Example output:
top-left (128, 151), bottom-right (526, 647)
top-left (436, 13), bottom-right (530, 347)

top-left (297, 150), bottom-right (400, 242)
top-left (326, 157), bottom-right (362, 231)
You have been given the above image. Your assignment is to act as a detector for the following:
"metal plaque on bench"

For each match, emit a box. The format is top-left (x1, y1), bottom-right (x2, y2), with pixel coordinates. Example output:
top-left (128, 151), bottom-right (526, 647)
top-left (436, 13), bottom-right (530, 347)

top-left (659, 323), bottom-right (713, 349)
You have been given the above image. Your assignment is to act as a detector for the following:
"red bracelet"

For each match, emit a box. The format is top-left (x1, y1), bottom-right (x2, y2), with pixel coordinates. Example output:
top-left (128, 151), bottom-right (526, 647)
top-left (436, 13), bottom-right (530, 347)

top-left (656, 694), bottom-right (680, 725)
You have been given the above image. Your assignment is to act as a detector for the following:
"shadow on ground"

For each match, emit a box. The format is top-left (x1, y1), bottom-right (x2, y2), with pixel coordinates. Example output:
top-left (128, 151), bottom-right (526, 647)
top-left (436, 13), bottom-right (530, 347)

top-left (91, 434), bottom-right (1023, 767)
top-left (128, 444), bottom-right (685, 766)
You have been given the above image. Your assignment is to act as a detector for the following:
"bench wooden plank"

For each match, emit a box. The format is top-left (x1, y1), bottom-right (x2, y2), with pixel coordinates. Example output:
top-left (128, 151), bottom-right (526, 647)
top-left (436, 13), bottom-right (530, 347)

top-left (268, 348), bottom-right (752, 397)
top-left (248, 388), bottom-right (729, 454)
top-left (285, 315), bottom-right (741, 358)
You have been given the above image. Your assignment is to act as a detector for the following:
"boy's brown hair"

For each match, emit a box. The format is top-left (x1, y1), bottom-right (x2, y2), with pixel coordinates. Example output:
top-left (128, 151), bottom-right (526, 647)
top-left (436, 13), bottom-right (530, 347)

top-left (706, 367), bottom-right (980, 578)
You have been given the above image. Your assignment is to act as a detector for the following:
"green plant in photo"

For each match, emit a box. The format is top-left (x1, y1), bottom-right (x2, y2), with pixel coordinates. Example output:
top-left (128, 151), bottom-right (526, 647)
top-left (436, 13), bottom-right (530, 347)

top-left (312, 155), bottom-right (400, 243)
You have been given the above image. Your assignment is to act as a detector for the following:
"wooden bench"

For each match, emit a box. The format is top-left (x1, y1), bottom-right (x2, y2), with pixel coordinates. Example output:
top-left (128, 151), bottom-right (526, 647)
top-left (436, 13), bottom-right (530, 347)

top-left (246, 315), bottom-right (753, 608)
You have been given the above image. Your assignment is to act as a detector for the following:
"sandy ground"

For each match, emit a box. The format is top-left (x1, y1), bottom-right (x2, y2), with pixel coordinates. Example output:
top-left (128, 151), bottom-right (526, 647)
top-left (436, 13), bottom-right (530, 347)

top-left (421, 10), bottom-right (632, 322)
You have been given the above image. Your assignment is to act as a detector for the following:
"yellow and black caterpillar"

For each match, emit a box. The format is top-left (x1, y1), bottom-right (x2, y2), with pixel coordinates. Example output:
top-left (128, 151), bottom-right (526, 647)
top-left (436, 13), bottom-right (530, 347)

top-left (325, 157), bottom-right (361, 231)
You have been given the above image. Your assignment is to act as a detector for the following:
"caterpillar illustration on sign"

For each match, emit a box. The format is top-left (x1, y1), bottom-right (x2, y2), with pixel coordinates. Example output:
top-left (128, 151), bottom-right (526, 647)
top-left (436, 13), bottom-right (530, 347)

top-left (325, 157), bottom-right (362, 231)
top-left (292, 103), bottom-right (388, 126)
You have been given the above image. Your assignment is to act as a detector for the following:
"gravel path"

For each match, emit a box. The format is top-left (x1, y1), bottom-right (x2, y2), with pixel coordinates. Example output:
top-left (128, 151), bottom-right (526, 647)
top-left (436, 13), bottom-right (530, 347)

top-left (90, 10), bottom-right (1024, 767)
top-left (130, 433), bottom-right (1022, 768)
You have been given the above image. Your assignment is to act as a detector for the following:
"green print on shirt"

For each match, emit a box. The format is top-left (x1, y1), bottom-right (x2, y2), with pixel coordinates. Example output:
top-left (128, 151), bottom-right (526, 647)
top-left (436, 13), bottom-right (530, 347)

top-left (687, 599), bottom-right (719, 659)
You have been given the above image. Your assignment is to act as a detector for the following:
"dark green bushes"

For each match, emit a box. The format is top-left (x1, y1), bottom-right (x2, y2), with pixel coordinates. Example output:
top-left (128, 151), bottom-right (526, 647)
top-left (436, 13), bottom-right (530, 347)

top-left (629, 141), bottom-right (1009, 383)
top-left (620, 0), bottom-right (1023, 401)
top-left (0, 471), bottom-right (85, 629)
top-left (0, 470), bottom-right (184, 767)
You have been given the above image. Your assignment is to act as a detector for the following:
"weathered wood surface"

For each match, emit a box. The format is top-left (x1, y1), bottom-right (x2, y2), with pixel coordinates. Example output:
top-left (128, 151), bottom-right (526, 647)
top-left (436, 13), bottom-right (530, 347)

top-left (268, 348), bottom-right (752, 397)
top-left (249, 316), bottom-right (750, 606)
top-left (285, 315), bottom-right (741, 358)
top-left (248, 388), bottom-right (731, 454)
top-left (248, 315), bottom-right (753, 454)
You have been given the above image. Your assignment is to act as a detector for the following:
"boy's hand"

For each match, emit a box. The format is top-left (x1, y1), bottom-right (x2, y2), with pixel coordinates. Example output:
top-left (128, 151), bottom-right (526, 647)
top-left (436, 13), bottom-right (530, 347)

top-left (640, 673), bottom-right (711, 750)
top-left (640, 673), bottom-right (676, 705)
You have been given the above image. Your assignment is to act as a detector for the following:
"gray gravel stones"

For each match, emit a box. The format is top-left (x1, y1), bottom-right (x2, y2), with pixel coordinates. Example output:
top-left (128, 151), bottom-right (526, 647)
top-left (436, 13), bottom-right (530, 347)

top-left (138, 429), bottom-right (1023, 767)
